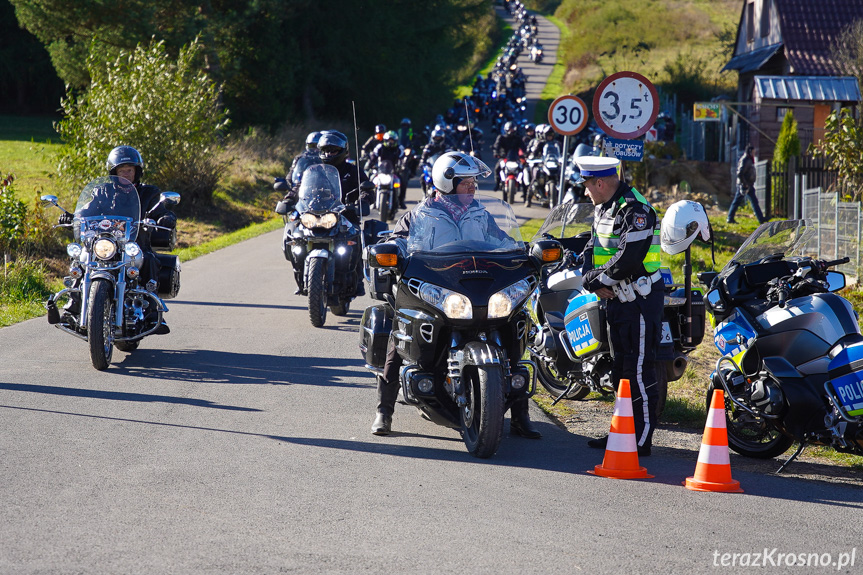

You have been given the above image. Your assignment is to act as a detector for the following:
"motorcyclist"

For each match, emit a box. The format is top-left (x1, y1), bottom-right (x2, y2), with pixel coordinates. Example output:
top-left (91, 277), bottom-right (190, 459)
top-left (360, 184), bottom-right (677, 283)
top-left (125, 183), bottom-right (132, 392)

top-left (522, 123), bottom-right (536, 148)
top-left (369, 131), bottom-right (407, 209)
top-left (361, 124), bottom-right (387, 170)
top-left (57, 145), bottom-right (175, 334)
top-left (397, 118), bottom-right (413, 149)
top-left (288, 131), bottom-right (322, 178)
top-left (492, 121), bottom-right (525, 192)
top-left (420, 128), bottom-right (448, 165)
top-left (370, 151), bottom-right (541, 438)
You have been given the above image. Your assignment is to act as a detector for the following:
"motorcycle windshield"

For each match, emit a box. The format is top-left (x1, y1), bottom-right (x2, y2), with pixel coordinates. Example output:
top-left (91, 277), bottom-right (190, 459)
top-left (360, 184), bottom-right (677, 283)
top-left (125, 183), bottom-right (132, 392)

top-left (296, 164), bottom-right (344, 213)
top-left (723, 219), bottom-right (816, 270)
top-left (407, 194), bottom-right (523, 255)
top-left (532, 201), bottom-right (595, 242)
top-left (544, 142), bottom-right (561, 160)
top-left (73, 176), bottom-right (141, 243)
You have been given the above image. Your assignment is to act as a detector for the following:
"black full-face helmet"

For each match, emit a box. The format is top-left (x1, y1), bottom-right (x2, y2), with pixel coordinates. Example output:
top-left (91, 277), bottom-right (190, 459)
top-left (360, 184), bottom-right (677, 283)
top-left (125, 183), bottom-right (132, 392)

top-left (318, 131), bottom-right (350, 165)
top-left (305, 131), bottom-right (321, 151)
top-left (106, 145), bottom-right (144, 184)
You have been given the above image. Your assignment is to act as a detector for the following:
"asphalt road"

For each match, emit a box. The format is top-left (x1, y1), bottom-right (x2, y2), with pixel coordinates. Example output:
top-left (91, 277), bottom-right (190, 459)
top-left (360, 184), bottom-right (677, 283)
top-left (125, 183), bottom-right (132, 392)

top-left (2, 9), bottom-right (862, 575)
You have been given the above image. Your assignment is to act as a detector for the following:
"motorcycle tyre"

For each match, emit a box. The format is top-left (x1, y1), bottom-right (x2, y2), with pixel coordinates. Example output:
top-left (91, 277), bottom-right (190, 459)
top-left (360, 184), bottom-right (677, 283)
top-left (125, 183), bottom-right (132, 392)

top-left (505, 179), bottom-right (517, 204)
top-left (706, 384), bottom-right (794, 459)
top-left (533, 353), bottom-right (590, 400)
top-left (461, 362), bottom-right (505, 459)
top-left (380, 198), bottom-right (391, 223)
top-left (115, 340), bottom-right (140, 353)
top-left (307, 258), bottom-right (328, 328)
top-left (330, 298), bottom-right (351, 316)
top-left (87, 279), bottom-right (114, 371)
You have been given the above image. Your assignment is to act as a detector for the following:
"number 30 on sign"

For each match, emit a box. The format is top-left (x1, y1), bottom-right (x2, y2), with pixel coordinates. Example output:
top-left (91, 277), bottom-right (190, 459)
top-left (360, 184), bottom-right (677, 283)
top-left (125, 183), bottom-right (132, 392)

top-left (548, 95), bottom-right (588, 136)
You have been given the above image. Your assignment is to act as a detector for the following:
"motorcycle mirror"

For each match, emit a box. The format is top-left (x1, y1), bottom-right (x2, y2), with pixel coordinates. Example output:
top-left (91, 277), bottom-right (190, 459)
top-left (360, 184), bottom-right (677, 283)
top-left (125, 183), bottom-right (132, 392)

top-left (531, 239), bottom-right (563, 266)
top-left (273, 178), bottom-right (290, 193)
top-left (826, 271), bottom-right (846, 292)
top-left (368, 243), bottom-right (401, 269)
top-left (360, 181), bottom-right (375, 193)
top-left (159, 191), bottom-right (181, 206)
top-left (40, 194), bottom-right (59, 207)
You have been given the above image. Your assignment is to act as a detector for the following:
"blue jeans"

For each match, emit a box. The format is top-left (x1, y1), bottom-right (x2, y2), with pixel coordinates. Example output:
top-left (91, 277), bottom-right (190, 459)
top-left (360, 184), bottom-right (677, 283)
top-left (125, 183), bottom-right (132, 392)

top-left (727, 184), bottom-right (765, 223)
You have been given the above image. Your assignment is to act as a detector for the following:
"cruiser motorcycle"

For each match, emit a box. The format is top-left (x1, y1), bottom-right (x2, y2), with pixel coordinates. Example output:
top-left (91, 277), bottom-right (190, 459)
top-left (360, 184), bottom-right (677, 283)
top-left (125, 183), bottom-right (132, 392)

top-left (275, 163), bottom-right (366, 327)
top-left (360, 194), bottom-right (562, 457)
top-left (699, 219), bottom-right (863, 469)
top-left (527, 201), bottom-right (706, 416)
top-left (41, 177), bottom-right (181, 370)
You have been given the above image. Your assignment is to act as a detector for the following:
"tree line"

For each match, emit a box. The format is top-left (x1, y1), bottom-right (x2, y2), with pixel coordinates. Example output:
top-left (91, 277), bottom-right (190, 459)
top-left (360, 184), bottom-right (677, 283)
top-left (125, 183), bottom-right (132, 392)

top-left (4, 0), bottom-right (498, 129)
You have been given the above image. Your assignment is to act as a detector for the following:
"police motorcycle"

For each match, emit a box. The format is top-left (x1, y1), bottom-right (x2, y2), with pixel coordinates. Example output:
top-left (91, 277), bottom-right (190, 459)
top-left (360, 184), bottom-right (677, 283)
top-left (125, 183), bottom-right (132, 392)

top-left (698, 218), bottom-right (863, 469)
top-left (41, 177), bottom-right (181, 371)
top-left (526, 200), bottom-right (709, 416)
top-left (274, 163), bottom-right (367, 327)
top-left (360, 193), bottom-right (563, 458)
top-left (369, 159), bottom-right (400, 223)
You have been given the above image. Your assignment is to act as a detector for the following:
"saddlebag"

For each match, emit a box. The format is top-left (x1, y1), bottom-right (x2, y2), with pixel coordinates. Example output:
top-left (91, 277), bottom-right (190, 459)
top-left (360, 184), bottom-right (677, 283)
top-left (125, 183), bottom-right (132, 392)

top-left (156, 253), bottom-right (181, 299)
top-left (670, 287), bottom-right (706, 347)
top-left (563, 293), bottom-right (608, 359)
top-left (826, 340), bottom-right (863, 420)
top-left (359, 304), bottom-right (392, 369)
top-left (150, 227), bottom-right (177, 251)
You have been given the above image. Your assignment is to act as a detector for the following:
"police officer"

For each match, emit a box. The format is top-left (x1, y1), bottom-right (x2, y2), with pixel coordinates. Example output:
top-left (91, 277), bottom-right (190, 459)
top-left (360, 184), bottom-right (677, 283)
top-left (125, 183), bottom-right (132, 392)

top-left (576, 156), bottom-right (663, 456)
top-left (370, 152), bottom-right (542, 439)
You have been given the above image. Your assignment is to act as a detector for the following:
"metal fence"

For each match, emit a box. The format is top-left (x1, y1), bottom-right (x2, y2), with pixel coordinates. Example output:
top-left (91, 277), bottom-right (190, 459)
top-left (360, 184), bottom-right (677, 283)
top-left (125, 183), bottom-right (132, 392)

top-left (800, 186), bottom-right (861, 282)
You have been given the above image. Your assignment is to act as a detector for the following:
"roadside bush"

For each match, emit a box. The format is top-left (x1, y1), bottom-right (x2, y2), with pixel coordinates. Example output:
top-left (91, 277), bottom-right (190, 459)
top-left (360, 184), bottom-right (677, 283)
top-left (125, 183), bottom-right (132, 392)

top-left (0, 173), bottom-right (27, 264)
top-left (0, 259), bottom-right (52, 303)
top-left (55, 38), bottom-right (229, 206)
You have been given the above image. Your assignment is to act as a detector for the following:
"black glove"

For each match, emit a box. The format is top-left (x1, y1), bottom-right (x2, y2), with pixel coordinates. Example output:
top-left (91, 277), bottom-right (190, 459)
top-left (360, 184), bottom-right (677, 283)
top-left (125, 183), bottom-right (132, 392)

top-left (582, 268), bottom-right (604, 291)
top-left (58, 212), bottom-right (74, 225)
top-left (157, 214), bottom-right (177, 229)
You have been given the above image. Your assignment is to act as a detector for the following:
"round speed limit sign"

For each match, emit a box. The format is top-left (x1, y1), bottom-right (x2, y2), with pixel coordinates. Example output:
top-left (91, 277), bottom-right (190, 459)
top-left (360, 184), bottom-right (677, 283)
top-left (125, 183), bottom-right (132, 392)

top-left (548, 95), bottom-right (588, 136)
top-left (592, 71), bottom-right (659, 139)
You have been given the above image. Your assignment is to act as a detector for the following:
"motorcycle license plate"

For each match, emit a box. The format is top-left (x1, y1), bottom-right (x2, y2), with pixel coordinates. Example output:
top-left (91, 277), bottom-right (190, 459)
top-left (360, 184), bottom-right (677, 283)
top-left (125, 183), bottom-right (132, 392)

top-left (660, 321), bottom-right (673, 345)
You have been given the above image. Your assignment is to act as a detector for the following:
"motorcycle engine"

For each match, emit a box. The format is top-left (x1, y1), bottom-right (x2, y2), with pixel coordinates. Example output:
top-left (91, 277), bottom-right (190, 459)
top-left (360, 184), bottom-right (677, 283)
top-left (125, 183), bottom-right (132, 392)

top-left (749, 377), bottom-right (785, 416)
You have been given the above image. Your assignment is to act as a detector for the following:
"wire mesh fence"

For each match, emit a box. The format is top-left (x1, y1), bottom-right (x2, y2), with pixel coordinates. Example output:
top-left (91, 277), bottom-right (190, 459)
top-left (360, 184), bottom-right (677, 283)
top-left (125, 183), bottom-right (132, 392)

top-left (800, 187), bottom-right (861, 282)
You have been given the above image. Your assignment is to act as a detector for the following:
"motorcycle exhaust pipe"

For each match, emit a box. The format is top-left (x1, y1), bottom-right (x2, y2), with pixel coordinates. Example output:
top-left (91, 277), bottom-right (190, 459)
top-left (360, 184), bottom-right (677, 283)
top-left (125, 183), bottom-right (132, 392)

top-left (667, 353), bottom-right (688, 382)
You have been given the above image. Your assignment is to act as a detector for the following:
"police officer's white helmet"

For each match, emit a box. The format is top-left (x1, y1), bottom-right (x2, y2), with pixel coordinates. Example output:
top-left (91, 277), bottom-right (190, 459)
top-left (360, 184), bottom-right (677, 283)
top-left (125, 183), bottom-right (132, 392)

top-left (432, 152), bottom-right (492, 194)
top-left (661, 200), bottom-right (711, 255)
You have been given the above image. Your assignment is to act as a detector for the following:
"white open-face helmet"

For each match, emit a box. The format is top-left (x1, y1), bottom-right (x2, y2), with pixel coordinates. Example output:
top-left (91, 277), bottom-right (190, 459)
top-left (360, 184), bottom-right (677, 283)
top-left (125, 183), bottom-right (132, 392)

top-left (432, 152), bottom-right (492, 194)
top-left (661, 200), bottom-right (711, 255)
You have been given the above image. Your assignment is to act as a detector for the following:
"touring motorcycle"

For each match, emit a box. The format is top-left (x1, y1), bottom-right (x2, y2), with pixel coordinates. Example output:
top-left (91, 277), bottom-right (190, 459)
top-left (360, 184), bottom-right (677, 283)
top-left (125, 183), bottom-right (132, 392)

top-left (42, 176), bottom-right (181, 370)
top-left (275, 163), bottom-right (366, 327)
top-left (699, 218), bottom-right (863, 469)
top-left (360, 194), bottom-right (563, 457)
top-left (527, 201), bottom-right (706, 416)
top-left (369, 159), bottom-right (400, 223)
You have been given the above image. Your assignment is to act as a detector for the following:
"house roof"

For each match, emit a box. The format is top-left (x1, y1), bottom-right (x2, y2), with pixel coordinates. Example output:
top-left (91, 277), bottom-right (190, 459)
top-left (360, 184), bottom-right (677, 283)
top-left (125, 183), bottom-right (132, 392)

top-left (754, 75), bottom-right (862, 102)
top-left (723, 43), bottom-right (783, 73)
top-left (775, 0), bottom-right (863, 75)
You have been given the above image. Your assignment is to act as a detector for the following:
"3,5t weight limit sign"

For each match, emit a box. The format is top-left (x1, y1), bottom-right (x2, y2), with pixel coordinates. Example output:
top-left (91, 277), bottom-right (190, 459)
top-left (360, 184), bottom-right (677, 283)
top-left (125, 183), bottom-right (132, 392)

top-left (548, 95), bottom-right (588, 136)
top-left (592, 71), bottom-right (659, 139)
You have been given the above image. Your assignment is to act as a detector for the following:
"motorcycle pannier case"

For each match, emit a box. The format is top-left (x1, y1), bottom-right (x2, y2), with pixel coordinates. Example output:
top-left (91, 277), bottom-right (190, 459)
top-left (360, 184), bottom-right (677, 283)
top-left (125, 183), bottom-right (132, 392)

top-left (360, 304), bottom-right (392, 369)
top-left (669, 287), bottom-right (706, 347)
top-left (155, 253), bottom-right (181, 299)
top-left (826, 341), bottom-right (863, 420)
top-left (563, 293), bottom-right (608, 359)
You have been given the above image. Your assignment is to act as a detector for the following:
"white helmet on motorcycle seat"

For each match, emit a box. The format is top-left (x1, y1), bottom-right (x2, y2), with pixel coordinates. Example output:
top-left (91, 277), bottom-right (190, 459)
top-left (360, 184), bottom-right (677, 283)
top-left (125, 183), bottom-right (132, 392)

top-left (432, 152), bottom-right (492, 194)
top-left (661, 200), bottom-right (711, 255)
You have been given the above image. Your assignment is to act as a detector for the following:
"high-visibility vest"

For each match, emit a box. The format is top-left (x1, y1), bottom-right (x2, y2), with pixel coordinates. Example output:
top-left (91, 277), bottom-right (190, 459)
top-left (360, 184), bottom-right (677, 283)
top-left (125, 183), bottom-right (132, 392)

top-left (593, 187), bottom-right (661, 274)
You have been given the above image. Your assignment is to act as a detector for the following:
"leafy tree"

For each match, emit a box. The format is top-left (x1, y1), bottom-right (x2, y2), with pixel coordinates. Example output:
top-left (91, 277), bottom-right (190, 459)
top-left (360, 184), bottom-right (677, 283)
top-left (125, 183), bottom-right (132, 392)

top-left (54, 38), bottom-right (229, 205)
top-left (812, 108), bottom-right (863, 198)
top-left (832, 19), bottom-right (863, 87)
top-left (773, 110), bottom-right (800, 165)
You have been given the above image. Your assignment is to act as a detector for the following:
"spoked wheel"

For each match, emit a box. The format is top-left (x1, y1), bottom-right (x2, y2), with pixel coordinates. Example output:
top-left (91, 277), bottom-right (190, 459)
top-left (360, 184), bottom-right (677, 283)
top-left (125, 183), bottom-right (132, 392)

top-left (461, 362), bottom-right (505, 458)
top-left (87, 279), bottom-right (115, 371)
top-left (531, 350), bottom-right (590, 400)
top-left (707, 384), bottom-right (794, 459)
top-left (307, 257), bottom-right (328, 327)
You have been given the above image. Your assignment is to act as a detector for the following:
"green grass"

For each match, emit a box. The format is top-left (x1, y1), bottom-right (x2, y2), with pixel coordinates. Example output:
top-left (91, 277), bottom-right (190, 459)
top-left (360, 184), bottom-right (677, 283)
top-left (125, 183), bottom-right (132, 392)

top-left (0, 115), bottom-right (65, 203)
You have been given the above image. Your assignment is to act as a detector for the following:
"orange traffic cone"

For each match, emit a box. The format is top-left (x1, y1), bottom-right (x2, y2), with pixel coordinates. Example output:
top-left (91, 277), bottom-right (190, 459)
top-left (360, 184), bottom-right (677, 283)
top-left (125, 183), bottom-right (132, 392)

top-left (685, 388), bottom-right (744, 492)
top-left (589, 379), bottom-right (653, 479)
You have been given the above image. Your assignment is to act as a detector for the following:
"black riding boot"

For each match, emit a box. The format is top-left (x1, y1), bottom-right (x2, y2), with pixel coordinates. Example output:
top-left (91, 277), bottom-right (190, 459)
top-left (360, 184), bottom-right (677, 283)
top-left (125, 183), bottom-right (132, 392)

top-left (509, 398), bottom-right (542, 439)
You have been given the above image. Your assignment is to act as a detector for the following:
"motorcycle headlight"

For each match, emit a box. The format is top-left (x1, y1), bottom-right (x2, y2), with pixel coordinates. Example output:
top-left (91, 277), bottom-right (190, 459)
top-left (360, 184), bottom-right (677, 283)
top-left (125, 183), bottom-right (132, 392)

top-left (488, 279), bottom-right (532, 319)
top-left (420, 282), bottom-right (472, 320)
top-left (124, 242), bottom-right (141, 257)
top-left (66, 243), bottom-right (82, 258)
top-left (300, 213), bottom-right (338, 229)
top-left (93, 238), bottom-right (117, 260)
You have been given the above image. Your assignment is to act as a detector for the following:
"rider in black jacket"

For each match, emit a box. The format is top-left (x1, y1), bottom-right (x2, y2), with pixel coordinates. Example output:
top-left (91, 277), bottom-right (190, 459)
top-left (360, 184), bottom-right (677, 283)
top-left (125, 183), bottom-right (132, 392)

top-left (492, 121), bottom-right (525, 191)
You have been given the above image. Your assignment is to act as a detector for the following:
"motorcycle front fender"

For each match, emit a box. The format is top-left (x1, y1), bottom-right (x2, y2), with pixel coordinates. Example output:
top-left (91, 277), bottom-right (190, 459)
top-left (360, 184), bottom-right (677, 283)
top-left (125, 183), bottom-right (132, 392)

top-left (307, 249), bottom-right (330, 260)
